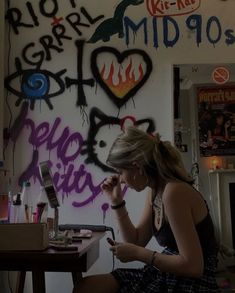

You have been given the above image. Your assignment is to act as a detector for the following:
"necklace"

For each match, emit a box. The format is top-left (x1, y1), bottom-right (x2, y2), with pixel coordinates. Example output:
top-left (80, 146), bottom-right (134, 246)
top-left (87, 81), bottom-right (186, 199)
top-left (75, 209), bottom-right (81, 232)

top-left (153, 195), bottom-right (163, 229)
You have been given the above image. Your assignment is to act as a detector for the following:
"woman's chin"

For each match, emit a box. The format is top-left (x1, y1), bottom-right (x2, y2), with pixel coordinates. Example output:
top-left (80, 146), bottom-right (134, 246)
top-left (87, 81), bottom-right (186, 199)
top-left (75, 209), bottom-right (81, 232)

top-left (127, 184), bottom-right (145, 192)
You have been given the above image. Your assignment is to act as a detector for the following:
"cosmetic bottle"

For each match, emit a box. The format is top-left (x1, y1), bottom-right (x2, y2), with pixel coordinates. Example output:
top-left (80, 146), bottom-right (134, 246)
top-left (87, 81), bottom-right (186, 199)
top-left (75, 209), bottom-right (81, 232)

top-left (0, 173), bottom-right (9, 223)
top-left (21, 181), bottom-right (34, 223)
top-left (7, 177), bottom-right (13, 223)
top-left (12, 193), bottom-right (23, 223)
top-left (0, 193), bottom-right (8, 223)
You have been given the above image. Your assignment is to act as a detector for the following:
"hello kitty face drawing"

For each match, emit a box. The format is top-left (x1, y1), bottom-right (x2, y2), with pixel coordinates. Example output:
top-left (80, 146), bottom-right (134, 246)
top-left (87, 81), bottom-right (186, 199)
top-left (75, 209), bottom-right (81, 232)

top-left (81, 107), bottom-right (155, 172)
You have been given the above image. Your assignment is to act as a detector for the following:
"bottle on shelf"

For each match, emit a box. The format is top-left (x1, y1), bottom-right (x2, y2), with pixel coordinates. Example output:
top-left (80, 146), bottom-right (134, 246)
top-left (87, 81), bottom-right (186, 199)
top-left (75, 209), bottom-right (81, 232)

top-left (7, 177), bottom-right (13, 223)
top-left (12, 193), bottom-right (24, 223)
top-left (21, 181), bottom-right (34, 223)
top-left (0, 193), bottom-right (8, 223)
top-left (0, 173), bottom-right (10, 223)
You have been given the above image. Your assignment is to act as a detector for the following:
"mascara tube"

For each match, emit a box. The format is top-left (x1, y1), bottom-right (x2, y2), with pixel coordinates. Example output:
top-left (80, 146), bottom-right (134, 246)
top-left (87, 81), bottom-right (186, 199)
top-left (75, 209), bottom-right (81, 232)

top-left (12, 193), bottom-right (22, 223)
top-left (36, 186), bottom-right (48, 223)
top-left (36, 202), bottom-right (48, 223)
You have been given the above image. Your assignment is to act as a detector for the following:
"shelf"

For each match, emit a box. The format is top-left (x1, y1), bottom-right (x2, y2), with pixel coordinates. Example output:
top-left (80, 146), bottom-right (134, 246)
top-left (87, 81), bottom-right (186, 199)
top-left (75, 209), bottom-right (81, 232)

top-left (209, 169), bottom-right (235, 174)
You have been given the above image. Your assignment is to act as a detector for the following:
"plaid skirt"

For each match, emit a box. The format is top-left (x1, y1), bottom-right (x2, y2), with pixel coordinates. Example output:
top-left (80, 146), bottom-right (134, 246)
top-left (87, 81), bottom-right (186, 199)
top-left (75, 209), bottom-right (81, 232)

top-left (111, 248), bottom-right (220, 293)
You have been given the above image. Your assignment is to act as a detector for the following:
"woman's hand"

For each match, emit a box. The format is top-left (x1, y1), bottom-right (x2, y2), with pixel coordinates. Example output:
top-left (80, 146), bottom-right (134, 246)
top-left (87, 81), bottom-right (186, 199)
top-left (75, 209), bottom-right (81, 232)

top-left (109, 242), bottom-right (139, 263)
top-left (101, 175), bottom-right (123, 205)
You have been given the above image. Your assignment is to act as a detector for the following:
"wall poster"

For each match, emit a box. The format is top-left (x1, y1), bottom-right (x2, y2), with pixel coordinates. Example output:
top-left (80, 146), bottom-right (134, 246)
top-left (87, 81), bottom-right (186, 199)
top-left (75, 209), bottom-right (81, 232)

top-left (198, 86), bottom-right (235, 156)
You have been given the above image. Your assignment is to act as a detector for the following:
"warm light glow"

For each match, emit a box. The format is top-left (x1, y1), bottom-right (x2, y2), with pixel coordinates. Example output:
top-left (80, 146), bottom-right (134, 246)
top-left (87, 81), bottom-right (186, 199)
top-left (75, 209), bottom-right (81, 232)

top-left (211, 156), bottom-right (221, 170)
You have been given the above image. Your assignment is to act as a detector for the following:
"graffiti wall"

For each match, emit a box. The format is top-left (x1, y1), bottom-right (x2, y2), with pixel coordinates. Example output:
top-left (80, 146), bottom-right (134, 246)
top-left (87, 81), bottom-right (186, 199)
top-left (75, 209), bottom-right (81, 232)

top-left (4, 0), bottom-right (160, 219)
top-left (3, 0), bottom-right (235, 290)
top-left (4, 0), bottom-right (235, 215)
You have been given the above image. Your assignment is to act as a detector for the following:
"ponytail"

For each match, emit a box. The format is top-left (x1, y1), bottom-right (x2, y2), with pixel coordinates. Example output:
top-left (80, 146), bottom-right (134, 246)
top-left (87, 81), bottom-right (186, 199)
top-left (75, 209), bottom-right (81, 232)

top-left (106, 126), bottom-right (193, 186)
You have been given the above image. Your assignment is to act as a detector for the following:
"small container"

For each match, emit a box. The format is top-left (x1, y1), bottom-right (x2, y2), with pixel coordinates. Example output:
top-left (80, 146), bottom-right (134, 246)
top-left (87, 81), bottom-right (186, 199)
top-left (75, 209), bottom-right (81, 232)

top-left (7, 178), bottom-right (13, 223)
top-left (0, 223), bottom-right (49, 250)
top-left (21, 181), bottom-right (34, 223)
top-left (0, 193), bottom-right (9, 223)
top-left (12, 193), bottom-right (24, 223)
top-left (0, 174), bottom-right (10, 223)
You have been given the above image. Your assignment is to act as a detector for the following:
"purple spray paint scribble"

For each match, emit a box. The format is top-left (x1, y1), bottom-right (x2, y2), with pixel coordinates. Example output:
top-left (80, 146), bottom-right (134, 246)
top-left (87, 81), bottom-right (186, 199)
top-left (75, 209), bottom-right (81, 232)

top-left (101, 202), bottom-right (109, 224)
top-left (10, 108), bottom-right (128, 208)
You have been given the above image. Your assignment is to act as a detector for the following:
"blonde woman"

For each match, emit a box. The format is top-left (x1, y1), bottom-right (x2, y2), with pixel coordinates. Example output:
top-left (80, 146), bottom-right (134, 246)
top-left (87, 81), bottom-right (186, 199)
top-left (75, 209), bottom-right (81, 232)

top-left (74, 126), bottom-right (219, 293)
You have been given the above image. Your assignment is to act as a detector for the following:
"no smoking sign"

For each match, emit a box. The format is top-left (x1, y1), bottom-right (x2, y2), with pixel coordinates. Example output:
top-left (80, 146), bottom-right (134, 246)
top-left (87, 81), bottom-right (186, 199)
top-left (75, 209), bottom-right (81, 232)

top-left (212, 66), bottom-right (230, 85)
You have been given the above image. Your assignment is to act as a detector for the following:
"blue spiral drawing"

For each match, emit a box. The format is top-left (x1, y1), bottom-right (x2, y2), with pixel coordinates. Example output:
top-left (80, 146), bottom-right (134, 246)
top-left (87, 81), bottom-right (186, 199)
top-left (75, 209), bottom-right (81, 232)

top-left (22, 73), bottom-right (49, 99)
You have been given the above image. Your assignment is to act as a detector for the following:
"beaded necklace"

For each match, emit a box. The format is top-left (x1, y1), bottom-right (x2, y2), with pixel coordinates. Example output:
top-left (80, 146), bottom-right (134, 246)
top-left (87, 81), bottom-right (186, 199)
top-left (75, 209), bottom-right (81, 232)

top-left (152, 188), bottom-right (164, 230)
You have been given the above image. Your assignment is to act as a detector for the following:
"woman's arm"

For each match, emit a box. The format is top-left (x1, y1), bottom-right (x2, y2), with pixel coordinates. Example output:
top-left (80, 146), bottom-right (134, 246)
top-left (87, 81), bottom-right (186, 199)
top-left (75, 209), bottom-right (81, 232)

top-left (113, 190), bottom-right (153, 246)
top-left (136, 183), bottom-right (204, 277)
top-left (101, 176), bottom-right (153, 246)
top-left (141, 183), bottom-right (206, 277)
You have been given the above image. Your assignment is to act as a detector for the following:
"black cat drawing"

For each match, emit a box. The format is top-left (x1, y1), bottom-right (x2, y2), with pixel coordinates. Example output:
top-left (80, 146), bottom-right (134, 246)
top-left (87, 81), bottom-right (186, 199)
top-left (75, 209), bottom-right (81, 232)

top-left (81, 107), bottom-right (155, 172)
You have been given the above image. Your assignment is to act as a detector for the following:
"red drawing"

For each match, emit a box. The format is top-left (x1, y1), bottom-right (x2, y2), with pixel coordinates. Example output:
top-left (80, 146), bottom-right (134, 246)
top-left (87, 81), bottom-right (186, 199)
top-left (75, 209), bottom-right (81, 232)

top-left (100, 61), bottom-right (144, 98)
top-left (146, 0), bottom-right (201, 17)
top-left (51, 16), bottom-right (64, 26)
top-left (212, 67), bottom-right (230, 85)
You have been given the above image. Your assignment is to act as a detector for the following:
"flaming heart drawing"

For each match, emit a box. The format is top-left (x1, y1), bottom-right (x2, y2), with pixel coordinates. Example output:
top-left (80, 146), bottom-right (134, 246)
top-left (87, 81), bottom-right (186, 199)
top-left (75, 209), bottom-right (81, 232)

top-left (91, 47), bottom-right (153, 108)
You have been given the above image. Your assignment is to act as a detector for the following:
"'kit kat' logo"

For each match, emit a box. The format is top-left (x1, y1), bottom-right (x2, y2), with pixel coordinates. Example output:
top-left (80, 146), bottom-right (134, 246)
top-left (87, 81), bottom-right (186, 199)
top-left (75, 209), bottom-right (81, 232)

top-left (146, 0), bottom-right (201, 17)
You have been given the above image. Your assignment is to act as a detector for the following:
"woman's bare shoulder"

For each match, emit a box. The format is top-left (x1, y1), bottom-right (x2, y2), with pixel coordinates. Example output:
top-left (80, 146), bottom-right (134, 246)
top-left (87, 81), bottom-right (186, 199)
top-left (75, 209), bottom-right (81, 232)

top-left (162, 181), bottom-right (196, 205)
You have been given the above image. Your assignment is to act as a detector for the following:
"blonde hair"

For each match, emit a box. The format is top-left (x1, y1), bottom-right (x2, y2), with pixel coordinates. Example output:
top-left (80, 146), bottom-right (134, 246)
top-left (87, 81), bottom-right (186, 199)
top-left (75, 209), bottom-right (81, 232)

top-left (106, 126), bottom-right (193, 186)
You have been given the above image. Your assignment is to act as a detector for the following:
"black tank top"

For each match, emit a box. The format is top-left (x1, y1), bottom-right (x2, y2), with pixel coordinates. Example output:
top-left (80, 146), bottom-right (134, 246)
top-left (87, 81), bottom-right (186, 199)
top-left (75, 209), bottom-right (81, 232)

top-left (152, 198), bottom-right (218, 258)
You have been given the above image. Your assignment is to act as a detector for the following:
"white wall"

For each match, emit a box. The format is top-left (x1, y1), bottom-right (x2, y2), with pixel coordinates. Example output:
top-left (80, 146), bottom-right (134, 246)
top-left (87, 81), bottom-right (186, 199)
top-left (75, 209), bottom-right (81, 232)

top-left (3, 0), bottom-right (235, 292)
top-left (0, 0), bottom-right (4, 162)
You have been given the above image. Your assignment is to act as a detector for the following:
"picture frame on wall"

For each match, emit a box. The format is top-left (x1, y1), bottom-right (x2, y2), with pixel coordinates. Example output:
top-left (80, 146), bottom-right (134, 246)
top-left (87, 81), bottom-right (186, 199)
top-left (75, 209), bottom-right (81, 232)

top-left (198, 86), bottom-right (235, 157)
